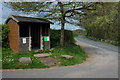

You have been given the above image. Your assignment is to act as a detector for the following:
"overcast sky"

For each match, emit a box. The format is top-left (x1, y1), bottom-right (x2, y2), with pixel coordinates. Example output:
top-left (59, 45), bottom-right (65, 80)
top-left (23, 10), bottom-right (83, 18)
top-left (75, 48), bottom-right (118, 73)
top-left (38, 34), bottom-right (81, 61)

top-left (0, 3), bottom-right (2, 24)
top-left (0, 2), bottom-right (81, 30)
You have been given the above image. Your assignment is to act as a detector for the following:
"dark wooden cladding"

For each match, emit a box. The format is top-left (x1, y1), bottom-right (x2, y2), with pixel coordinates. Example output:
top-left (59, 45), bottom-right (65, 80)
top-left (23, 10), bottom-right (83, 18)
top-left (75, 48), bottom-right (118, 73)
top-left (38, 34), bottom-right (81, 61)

top-left (19, 23), bottom-right (29, 37)
top-left (8, 19), bottom-right (19, 52)
top-left (42, 23), bottom-right (49, 36)
top-left (31, 23), bottom-right (41, 49)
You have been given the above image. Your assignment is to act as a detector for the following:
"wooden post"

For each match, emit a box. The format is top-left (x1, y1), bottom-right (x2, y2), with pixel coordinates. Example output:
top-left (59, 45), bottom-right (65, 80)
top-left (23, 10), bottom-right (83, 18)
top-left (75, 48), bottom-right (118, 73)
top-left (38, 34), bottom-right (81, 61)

top-left (48, 24), bottom-right (50, 49)
top-left (40, 24), bottom-right (43, 50)
top-left (29, 24), bottom-right (31, 51)
top-left (18, 24), bottom-right (20, 52)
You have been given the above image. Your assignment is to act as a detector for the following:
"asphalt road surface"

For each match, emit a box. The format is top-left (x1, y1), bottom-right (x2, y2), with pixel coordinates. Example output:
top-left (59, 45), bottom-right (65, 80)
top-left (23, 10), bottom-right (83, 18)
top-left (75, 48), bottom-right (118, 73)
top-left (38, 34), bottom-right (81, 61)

top-left (2, 36), bottom-right (118, 78)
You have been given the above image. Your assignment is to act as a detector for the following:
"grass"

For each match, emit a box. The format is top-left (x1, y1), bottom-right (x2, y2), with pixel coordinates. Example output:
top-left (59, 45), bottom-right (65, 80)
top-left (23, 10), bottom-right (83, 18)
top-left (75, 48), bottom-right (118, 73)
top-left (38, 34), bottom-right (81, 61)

top-left (2, 48), bottom-right (49, 69)
top-left (51, 44), bottom-right (88, 66)
top-left (2, 44), bottom-right (88, 69)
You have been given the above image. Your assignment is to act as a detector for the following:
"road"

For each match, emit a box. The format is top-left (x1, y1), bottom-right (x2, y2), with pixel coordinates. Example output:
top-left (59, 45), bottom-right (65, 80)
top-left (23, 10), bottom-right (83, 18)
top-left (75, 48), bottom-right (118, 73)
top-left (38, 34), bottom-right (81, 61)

top-left (76, 36), bottom-right (119, 53)
top-left (2, 36), bottom-right (118, 78)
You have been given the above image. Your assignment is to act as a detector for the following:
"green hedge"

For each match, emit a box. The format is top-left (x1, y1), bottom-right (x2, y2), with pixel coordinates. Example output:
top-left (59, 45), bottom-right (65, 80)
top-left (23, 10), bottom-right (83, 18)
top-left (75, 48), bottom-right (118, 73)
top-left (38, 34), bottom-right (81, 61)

top-left (1, 24), bottom-right (9, 48)
top-left (50, 29), bottom-right (74, 47)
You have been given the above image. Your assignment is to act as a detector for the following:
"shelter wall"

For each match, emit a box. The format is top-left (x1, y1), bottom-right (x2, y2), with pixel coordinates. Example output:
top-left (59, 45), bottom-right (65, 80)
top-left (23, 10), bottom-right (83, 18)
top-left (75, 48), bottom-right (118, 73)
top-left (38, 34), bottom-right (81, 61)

top-left (8, 19), bottom-right (19, 52)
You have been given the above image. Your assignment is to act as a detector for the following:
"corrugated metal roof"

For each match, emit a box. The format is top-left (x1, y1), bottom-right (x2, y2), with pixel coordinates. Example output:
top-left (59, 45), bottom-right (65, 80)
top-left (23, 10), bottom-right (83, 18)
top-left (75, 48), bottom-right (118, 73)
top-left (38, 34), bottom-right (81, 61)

top-left (6, 15), bottom-right (53, 24)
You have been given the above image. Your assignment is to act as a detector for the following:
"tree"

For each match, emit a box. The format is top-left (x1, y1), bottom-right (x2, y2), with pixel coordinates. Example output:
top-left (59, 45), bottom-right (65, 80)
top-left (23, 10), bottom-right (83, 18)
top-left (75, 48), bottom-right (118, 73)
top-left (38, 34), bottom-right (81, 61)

top-left (8, 2), bottom-right (95, 46)
top-left (80, 2), bottom-right (119, 43)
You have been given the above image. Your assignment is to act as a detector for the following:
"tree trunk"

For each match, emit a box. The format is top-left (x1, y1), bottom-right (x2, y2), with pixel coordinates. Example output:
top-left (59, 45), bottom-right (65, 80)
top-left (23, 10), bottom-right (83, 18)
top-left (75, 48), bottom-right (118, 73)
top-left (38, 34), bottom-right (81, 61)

top-left (58, 2), bottom-right (65, 46)
top-left (60, 19), bottom-right (65, 46)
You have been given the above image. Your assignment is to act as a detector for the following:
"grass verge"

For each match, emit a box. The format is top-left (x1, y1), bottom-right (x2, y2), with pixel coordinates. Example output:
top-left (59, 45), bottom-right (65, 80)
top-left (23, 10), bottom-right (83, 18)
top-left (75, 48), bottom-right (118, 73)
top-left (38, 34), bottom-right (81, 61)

top-left (51, 44), bottom-right (88, 66)
top-left (2, 44), bottom-right (88, 69)
top-left (2, 48), bottom-right (49, 69)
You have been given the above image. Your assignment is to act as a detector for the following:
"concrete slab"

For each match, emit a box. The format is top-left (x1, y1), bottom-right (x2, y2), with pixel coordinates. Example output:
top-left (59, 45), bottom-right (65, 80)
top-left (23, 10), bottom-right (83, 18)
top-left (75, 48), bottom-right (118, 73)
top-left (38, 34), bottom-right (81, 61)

top-left (34, 53), bottom-right (50, 58)
top-left (39, 57), bottom-right (58, 66)
top-left (61, 55), bottom-right (73, 59)
top-left (19, 57), bottom-right (32, 64)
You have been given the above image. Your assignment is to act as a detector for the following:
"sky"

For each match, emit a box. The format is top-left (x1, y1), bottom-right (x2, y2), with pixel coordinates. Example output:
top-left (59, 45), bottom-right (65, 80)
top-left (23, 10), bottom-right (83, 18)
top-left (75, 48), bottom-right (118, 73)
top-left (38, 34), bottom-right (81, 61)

top-left (0, 3), bottom-right (2, 24)
top-left (0, 2), bottom-right (81, 31)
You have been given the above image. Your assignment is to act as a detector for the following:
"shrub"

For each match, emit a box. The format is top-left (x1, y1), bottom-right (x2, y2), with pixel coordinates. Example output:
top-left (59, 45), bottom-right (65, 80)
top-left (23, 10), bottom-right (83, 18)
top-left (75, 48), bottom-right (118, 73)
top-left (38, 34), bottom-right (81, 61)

top-left (50, 29), bottom-right (74, 48)
top-left (64, 30), bottom-right (74, 45)
top-left (50, 29), bottom-right (61, 47)
top-left (1, 24), bottom-right (9, 48)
